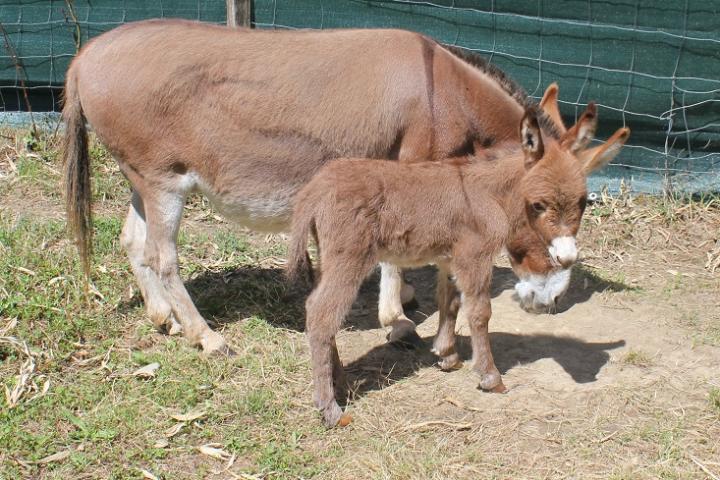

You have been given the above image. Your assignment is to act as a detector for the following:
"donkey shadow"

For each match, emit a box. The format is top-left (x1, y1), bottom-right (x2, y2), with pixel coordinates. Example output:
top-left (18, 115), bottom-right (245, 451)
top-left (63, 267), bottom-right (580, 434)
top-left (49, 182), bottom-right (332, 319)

top-left (343, 332), bottom-right (626, 399)
top-left (117, 262), bottom-right (633, 336)
top-left (174, 263), bottom-right (632, 332)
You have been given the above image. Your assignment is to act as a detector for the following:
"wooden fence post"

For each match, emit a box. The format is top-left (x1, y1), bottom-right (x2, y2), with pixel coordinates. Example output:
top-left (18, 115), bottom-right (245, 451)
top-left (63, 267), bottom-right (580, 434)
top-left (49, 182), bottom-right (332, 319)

top-left (226, 0), bottom-right (252, 28)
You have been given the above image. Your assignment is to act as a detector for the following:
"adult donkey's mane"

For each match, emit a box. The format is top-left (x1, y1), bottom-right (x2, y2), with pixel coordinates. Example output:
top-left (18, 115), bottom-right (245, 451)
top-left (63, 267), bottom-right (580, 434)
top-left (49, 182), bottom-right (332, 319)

top-left (441, 44), bottom-right (562, 140)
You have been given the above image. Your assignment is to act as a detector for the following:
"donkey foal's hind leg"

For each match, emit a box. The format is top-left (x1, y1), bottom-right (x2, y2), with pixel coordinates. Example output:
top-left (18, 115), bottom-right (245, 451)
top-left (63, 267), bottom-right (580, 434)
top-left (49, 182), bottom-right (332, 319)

top-left (330, 338), bottom-right (349, 402)
top-left (120, 191), bottom-right (182, 335)
top-left (432, 268), bottom-right (462, 371)
top-left (142, 191), bottom-right (232, 355)
top-left (306, 258), bottom-right (373, 427)
top-left (378, 263), bottom-right (422, 348)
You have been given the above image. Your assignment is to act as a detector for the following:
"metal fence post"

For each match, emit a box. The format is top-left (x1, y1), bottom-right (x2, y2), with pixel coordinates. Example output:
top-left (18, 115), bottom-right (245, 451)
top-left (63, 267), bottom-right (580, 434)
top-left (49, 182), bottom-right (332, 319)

top-left (226, 0), bottom-right (252, 28)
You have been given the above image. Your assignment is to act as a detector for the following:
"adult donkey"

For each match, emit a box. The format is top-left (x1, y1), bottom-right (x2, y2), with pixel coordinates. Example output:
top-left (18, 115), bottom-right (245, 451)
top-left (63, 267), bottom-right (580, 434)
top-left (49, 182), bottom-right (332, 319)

top-left (63, 19), bottom-right (625, 354)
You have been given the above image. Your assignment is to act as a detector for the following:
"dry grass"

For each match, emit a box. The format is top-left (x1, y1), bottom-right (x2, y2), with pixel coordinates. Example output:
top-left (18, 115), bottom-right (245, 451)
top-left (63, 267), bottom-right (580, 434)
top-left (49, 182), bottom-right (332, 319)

top-left (1, 128), bottom-right (719, 479)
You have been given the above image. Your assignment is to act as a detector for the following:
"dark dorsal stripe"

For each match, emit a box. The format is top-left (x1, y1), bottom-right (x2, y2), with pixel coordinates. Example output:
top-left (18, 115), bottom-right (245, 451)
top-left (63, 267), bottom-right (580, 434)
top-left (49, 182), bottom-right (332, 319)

top-left (441, 44), bottom-right (562, 140)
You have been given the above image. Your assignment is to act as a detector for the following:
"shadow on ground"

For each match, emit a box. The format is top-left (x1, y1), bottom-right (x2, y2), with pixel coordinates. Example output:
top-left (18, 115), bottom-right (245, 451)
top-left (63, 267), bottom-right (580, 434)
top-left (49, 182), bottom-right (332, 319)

top-left (117, 263), bottom-right (633, 338)
top-left (175, 263), bottom-right (632, 330)
top-left (343, 332), bottom-right (626, 400)
top-left (117, 262), bottom-right (628, 402)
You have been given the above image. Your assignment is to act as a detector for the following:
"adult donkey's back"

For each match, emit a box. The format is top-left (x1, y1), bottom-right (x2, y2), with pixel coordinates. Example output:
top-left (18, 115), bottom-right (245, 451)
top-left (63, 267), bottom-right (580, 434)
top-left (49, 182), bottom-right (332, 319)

top-left (63, 19), bottom-right (618, 354)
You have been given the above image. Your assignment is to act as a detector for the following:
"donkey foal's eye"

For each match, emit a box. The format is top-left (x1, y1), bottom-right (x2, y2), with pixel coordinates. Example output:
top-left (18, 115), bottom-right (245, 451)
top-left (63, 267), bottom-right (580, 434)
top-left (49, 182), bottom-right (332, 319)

top-left (532, 202), bottom-right (546, 213)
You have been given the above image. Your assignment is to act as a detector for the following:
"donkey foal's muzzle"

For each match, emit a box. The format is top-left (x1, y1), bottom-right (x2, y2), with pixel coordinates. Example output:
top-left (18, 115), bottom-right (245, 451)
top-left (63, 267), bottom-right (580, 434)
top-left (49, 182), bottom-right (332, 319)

top-left (514, 268), bottom-right (572, 313)
top-left (549, 236), bottom-right (578, 269)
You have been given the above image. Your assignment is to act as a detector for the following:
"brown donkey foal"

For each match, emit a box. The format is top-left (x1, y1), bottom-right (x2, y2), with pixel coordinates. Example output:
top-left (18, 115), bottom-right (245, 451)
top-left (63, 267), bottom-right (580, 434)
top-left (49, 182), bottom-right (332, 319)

top-left (287, 109), bottom-right (621, 427)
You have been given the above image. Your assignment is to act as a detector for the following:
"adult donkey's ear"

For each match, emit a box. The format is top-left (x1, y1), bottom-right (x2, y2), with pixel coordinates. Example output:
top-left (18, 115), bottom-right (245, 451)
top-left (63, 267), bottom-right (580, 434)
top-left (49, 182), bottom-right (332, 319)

top-left (520, 110), bottom-right (545, 169)
top-left (540, 83), bottom-right (566, 133)
top-left (578, 127), bottom-right (630, 174)
top-left (562, 102), bottom-right (598, 153)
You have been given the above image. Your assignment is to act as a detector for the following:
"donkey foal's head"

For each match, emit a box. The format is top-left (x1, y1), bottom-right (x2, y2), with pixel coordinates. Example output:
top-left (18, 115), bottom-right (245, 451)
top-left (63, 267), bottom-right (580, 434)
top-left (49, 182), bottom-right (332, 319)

top-left (508, 104), bottom-right (629, 312)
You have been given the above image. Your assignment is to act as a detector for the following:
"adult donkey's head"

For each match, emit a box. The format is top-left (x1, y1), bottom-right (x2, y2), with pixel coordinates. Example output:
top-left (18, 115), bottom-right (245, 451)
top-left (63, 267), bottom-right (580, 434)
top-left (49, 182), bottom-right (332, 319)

top-left (504, 92), bottom-right (630, 312)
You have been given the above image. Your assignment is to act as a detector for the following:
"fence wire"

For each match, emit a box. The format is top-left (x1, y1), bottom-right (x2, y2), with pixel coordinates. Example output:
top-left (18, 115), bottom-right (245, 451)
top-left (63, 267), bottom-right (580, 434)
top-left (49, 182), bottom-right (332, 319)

top-left (1, 0), bottom-right (719, 193)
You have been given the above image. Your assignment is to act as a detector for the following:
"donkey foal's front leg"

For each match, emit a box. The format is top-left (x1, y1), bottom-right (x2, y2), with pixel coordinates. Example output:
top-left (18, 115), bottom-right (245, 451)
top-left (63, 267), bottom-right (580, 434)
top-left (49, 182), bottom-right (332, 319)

top-left (463, 294), bottom-right (505, 393)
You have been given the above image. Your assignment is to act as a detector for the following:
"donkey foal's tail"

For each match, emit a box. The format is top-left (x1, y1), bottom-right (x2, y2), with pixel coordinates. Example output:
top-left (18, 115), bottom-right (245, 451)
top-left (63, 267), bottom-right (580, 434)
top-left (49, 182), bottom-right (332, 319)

top-left (62, 67), bottom-right (93, 279)
top-left (286, 198), bottom-right (316, 286)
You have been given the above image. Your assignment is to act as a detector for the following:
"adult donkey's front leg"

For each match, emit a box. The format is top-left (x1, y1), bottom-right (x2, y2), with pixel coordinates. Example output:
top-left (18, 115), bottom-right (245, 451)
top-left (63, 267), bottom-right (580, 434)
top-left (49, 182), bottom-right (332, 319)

top-left (378, 263), bottom-right (422, 347)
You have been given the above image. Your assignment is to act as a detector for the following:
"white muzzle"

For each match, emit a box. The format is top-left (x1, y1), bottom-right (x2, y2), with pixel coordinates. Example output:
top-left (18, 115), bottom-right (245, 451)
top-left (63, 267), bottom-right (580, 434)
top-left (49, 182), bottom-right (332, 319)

top-left (514, 268), bottom-right (572, 313)
top-left (549, 236), bottom-right (577, 268)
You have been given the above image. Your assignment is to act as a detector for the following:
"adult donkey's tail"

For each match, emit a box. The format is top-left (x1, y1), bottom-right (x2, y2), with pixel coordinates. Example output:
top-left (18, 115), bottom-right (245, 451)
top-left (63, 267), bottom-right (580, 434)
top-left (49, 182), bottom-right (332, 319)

top-left (286, 190), bottom-right (317, 286)
top-left (62, 66), bottom-right (92, 279)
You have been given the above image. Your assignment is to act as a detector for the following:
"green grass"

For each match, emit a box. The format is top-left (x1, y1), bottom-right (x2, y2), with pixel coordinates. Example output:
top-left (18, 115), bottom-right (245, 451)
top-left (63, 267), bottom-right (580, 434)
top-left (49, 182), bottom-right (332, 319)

top-left (0, 203), bottom-right (325, 478)
top-left (710, 388), bottom-right (720, 416)
top-left (0, 133), bottom-right (332, 478)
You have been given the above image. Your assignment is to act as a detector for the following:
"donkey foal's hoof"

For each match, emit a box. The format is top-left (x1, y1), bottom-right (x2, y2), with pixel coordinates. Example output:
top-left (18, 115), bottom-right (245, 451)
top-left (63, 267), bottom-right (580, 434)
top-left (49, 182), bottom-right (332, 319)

top-left (488, 382), bottom-right (508, 394)
top-left (167, 317), bottom-right (183, 336)
top-left (337, 414), bottom-right (353, 427)
top-left (321, 403), bottom-right (347, 428)
top-left (150, 309), bottom-right (181, 335)
top-left (478, 371), bottom-right (504, 392)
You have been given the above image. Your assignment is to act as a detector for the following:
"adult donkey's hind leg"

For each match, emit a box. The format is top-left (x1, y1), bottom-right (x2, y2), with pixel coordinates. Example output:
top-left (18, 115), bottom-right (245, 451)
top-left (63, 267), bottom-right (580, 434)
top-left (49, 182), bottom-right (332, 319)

top-left (120, 191), bottom-right (182, 335)
top-left (378, 263), bottom-right (423, 347)
top-left (141, 189), bottom-right (232, 355)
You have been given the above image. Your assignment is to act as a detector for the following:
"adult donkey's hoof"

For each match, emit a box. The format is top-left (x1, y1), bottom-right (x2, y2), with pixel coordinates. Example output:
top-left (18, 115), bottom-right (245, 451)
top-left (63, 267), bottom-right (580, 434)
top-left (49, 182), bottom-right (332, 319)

top-left (200, 331), bottom-right (235, 357)
top-left (167, 317), bottom-right (183, 336)
top-left (149, 308), bottom-right (182, 336)
top-left (387, 318), bottom-right (423, 349)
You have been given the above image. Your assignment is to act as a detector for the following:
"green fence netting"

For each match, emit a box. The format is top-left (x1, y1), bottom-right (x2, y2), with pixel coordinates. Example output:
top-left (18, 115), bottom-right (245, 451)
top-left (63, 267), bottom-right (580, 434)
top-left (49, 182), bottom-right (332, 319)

top-left (1, 1), bottom-right (719, 193)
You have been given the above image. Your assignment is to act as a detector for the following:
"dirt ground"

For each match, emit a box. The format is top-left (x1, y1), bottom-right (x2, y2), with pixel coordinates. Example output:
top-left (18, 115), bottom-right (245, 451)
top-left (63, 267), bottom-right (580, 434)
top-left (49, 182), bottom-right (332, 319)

top-left (1, 133), bottom-right (719, 479)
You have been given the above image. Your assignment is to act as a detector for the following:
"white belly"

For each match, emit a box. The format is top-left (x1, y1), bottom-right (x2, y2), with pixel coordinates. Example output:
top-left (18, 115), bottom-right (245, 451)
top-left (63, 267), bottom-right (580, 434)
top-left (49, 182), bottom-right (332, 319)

top-left (196, 179), bottom-right (294, 233)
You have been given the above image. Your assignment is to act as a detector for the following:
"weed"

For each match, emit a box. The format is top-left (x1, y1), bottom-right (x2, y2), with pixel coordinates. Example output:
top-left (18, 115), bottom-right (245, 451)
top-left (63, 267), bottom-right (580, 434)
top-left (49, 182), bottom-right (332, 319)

top-left (620, 349), bottom-right (652, 367)
top-left (709, 388), bottom-right (720, 416)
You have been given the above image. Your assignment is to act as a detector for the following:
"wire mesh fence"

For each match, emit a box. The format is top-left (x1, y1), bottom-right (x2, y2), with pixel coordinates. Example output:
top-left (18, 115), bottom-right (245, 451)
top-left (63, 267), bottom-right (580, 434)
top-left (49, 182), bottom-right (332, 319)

top-left (1, 0), bottom-right (719, 193)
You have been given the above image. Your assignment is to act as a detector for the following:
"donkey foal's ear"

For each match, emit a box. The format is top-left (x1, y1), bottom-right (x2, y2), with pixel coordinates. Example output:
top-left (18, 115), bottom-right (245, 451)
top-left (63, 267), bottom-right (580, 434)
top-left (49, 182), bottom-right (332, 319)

top-left (562, 102), bottom-right (598, 153)
top-left (520, 111), bottom-right (545, 169)
top-left (579, 127), bottom-right (631, 174)
top-left (540, 83), bottom-right (566, 134)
